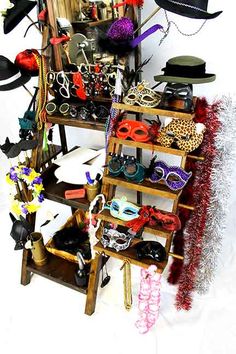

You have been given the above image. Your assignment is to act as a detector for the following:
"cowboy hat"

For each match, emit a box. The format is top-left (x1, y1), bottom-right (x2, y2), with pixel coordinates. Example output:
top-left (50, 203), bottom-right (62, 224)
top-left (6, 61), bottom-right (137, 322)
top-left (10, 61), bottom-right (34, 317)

top-left (0, 55), bottom-right (31, 91)
top-left (154, 56), bottom-right (216, 84)
top-left (4, 0), bottom-right (37, 34)
top-left (154, 0), bottom-right (222, 20)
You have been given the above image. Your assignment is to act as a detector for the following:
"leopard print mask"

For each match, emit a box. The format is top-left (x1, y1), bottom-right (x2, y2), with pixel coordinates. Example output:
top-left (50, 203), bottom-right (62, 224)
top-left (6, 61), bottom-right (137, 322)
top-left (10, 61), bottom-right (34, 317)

top-left (159, 119), bottom-right (205, 152)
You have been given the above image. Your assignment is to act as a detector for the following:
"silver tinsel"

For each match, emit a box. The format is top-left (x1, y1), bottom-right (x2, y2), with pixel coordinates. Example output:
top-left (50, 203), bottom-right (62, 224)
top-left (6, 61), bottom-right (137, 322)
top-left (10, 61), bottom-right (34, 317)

top-left (195, 96), bottom-right (236, 294)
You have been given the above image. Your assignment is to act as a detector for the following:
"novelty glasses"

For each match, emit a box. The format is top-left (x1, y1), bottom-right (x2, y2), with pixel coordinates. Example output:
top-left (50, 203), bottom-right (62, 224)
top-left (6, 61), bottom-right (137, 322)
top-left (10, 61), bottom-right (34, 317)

top-left (108, 154), bottom-right (146, 183)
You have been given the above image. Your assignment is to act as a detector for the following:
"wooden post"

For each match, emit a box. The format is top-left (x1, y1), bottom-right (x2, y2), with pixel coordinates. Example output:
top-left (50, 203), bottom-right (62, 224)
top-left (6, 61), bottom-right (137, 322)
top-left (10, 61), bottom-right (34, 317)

top-left (85, 252), bottom-right (103, 315)
top-left (21, 249), bottom-right (31, 285)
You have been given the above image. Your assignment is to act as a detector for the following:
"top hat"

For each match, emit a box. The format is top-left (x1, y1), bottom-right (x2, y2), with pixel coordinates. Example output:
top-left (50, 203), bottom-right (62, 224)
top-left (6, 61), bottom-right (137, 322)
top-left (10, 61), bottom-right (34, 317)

top-left (154, 56), bottom-right (216, 84)
top-left (154, 0), bottom-right (222, 20)
top-left (4, 0), bottom-right (37, 34)
top-left (0, 55), bottom-right (31, 91)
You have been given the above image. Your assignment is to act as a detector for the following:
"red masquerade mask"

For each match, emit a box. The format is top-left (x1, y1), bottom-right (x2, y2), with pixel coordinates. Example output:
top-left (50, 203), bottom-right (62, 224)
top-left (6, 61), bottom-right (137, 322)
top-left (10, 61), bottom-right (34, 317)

top-left (126, 206), bottom-right (181, 233)
top-left (116, 120), bottom-right (151, 143)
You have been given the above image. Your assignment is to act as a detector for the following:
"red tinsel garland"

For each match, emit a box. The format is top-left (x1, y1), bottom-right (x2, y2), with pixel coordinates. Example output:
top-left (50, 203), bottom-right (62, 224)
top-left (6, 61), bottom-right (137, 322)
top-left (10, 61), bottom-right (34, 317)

top-left (167, 161), bottom-right (196, 284)
top-left (167, 105), bottom-right (206, 284)
top-left (175, 97), bottom-right (221, 311)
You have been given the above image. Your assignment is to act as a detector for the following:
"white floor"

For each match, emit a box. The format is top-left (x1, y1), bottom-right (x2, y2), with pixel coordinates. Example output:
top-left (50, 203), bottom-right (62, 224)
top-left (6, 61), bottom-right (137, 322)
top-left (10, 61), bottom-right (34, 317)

top-left (1, 192), bottom-right (236, 354)
top-left (1, 3), bottom-right (236, 352)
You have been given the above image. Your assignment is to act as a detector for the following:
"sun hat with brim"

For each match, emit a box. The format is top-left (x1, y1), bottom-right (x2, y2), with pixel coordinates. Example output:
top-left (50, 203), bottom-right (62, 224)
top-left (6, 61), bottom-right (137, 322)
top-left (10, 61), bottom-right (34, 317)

top-left (0, 55), bottom-right (31, 91)
top-left (154, 0), bottom-right (222, 20)
top-left (154, 56), bottom-right (216, 84)
top-left (4, 0), bottom-right (37, 34)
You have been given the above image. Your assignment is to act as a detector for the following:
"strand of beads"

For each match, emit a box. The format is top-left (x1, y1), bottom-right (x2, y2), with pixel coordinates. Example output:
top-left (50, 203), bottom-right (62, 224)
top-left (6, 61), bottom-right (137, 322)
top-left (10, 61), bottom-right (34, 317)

top-left (135, 265), bottom-right (162, 334)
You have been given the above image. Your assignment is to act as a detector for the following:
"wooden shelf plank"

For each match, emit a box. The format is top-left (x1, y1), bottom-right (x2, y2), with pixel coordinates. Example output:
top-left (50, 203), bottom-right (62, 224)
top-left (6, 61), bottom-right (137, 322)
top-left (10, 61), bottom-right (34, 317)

top-left (112, 102), bottom-right (195, 120)
top-left (47, 116), bottom-right (106, 131)
top-left (97, 209), bottom-right (172, 239)
top-left (94, 240), bottom-right (168, 273)
top-left (26, 252), bottom-right (88, 294)
top-left (103, 176), bottom-right (182, 200)
top-left (109, 137), bottom-right (188, 157)
top-left (41, 164), bottom-right (90, 209)
top-left (72, 18), bottom-right (113, 28)
top-left (41, 144), bottom-right (62, 165)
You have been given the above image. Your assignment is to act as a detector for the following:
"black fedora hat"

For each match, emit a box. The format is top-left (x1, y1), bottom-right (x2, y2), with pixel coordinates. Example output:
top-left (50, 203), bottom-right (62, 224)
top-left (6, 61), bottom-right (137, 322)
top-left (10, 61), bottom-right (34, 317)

top-left (4, 0), bottom-right (37, 34)
top-left (0, 55), bottom-right (31, 91)
top-left (154, 0), bottom-right (222, 20)
top-left (154, 56), bottom-right (216, 84)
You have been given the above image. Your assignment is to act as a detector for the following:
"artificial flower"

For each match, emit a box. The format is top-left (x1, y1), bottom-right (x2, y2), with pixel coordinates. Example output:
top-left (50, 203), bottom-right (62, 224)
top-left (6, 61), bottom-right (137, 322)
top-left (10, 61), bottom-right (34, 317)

top-left (25, 203), bottom-right (41, 214)
top-left (32, 176), bottom-right (43, 185)
top-left (11, 200), bottom-right (22, 216)
top-left (33, 183), bottom-right (44, 195)
top-left (0, 1), bottom-right (14, 17)
top-left (24, 169), bottom-right (40, 183)
top-left (38, 194), bottom-right (44, 203)
top-left (6, 174), bottom-right (15, 185)
top-left (6, 164), bottom-right (44, 217)
top-left (22, 167), bottom-right (31, 176)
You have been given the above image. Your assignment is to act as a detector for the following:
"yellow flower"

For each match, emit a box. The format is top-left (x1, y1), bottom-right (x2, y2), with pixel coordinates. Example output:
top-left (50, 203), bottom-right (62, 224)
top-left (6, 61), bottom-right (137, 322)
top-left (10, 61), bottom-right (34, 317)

top-left (24, 170), bottom-right (40, 183)
top-left (6, 174), bottom-right (15, 185)
top-left (34, 184), bottom-right (44, 194)
top-left (25, 203), bottom-right (40, 214)
top-left (11, 201), bottom-right (22, 216)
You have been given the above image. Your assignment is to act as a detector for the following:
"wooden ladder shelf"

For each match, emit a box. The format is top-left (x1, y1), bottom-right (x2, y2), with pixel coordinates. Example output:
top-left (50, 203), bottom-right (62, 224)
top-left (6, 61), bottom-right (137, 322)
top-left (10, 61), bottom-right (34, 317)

top-left (85, 110), bottom-right (191, 315)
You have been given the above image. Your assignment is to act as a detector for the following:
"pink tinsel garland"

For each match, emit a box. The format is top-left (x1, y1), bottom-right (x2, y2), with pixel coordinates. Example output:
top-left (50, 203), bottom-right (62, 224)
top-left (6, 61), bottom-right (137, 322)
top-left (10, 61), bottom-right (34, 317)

top-left (175, 98), bottom-right (221, 311)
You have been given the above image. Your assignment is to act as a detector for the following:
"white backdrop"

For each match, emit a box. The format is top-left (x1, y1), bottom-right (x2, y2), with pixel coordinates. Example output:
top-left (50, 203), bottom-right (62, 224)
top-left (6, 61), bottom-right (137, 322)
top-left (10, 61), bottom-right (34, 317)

top-left (1, 2), bottom-right (236, 354)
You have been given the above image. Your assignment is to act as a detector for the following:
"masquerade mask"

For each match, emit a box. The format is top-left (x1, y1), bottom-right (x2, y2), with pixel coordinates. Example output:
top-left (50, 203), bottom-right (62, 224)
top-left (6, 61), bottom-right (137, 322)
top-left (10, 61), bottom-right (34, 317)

top-left (123, 81), bottom-right (161, 108)
top-left (108, 154), bottom-right (145, 183)
top-left (148, 207), bottom-right (181, 231)
top-left (126, 205), bottom-right (181, 233)
top-left (148, 158), bottom-right (192, 191)
top-left (101, 227), bottom-right (134, 252)
top-left (116, 120), bottom-right (151, 143)
top-left (107, 196), bottom-right (140, 222)
top-left (9, 213), bottom-right (33, 250)
top-left (135, 241), bottom-right (167, 262)
top-left (159, 118), bottom-right (205, 152)
top-left (159, 83), bottom-right (193, 112)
